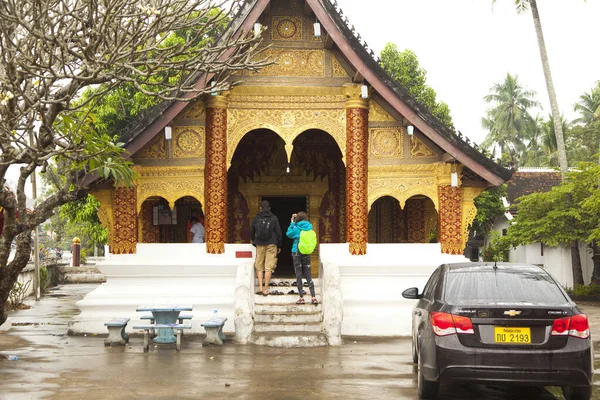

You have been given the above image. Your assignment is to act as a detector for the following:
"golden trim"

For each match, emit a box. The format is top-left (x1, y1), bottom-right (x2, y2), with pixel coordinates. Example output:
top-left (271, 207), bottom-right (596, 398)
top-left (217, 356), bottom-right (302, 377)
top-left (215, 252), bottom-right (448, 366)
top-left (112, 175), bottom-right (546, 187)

top-left (461, 186), bottom-right (484, 251)
top-left (133, 165), bottom-right (205, 212)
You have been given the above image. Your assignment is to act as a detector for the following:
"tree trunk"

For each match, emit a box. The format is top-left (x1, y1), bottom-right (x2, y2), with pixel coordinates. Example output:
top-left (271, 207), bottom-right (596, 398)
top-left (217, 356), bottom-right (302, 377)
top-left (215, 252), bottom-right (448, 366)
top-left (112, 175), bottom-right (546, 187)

top-left (591, 241), bottom-right (600, 285)
top-left (0, 234), bottom-right (33, 326)
top-left (529, 0), bottom-right (569, 178)
top-left (570, 239), bottom-right (584, 287)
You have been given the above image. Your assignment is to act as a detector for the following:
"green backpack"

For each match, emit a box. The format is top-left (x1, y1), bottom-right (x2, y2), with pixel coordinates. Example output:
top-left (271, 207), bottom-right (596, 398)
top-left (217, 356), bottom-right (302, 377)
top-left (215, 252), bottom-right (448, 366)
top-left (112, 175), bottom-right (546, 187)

top-left (298, 229), bottom-right (317, 255)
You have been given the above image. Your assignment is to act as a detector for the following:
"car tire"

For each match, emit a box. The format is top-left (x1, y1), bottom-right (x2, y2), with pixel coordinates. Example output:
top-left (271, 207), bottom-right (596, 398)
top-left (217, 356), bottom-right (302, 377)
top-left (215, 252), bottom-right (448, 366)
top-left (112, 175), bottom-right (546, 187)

top-left (411, 331), bottom-right (418, 364)
top-left (417, 345), bottom-right (439, 399)
top-left (561, 386), bottom-right (592, 400)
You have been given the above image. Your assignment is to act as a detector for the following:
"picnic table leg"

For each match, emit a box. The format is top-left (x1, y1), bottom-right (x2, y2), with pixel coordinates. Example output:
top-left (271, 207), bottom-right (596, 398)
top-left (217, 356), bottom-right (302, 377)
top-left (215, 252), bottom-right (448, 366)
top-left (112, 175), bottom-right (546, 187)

top-left (143, 330), bottom-right (150, 352)
top-left (218, 326), bottom-right (226, 342)
top-left (176, 329), bottom-right (182, 351)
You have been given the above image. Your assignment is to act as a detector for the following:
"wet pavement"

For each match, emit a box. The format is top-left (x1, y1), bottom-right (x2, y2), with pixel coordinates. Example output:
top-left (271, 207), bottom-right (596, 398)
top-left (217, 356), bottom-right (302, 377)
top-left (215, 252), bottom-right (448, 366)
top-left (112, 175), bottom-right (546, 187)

top-left (0, 284), bottom-right (598, 400)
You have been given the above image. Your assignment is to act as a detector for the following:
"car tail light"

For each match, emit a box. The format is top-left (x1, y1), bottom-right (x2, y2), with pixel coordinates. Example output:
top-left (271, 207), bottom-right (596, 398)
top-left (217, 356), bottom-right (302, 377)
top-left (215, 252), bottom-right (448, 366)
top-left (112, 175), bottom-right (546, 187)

top-left (551, 314), bottom-right (589, 339)
top-left (430, 312), bottom-right (474, 336)
top-left (551, 317), bottom-right (570, 336)
top-left (569, 314), bottom-right (590, 339)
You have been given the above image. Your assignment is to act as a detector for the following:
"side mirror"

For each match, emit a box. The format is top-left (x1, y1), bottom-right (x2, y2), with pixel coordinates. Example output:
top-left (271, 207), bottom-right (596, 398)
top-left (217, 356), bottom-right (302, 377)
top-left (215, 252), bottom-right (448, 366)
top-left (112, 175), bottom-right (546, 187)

top-left (402, 287), bottom-right (421, 299)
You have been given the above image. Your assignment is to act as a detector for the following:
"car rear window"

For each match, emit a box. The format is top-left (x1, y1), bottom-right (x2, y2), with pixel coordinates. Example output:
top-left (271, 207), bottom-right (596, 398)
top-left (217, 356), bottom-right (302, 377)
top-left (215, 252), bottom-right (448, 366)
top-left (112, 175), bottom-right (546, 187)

top-left (444, 267), bottom-right (569, 305)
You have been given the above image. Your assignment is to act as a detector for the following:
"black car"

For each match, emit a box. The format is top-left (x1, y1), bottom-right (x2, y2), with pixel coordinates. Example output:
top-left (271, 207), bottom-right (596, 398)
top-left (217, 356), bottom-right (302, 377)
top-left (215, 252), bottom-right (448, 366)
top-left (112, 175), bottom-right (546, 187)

top-left (402, 262), bottom-right (594, 400)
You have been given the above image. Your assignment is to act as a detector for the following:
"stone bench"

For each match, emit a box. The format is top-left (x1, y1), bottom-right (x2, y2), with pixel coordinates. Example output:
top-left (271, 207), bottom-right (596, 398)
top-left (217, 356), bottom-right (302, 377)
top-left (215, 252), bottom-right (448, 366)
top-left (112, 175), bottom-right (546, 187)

top-left (132, 324), bottom-right (192, 352)
top-left (140, 314), bottom-right (193, 336)
top-left (104, 318), bottom-right (130, 346)
top-left (201, 317), bottom-right (227, 346)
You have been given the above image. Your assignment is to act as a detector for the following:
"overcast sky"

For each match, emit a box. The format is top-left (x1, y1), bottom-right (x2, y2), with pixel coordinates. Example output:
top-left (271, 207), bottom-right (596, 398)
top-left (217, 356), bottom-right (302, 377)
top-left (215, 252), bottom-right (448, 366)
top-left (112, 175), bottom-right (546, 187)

top-left (337, 0), bottom-right (600, 145)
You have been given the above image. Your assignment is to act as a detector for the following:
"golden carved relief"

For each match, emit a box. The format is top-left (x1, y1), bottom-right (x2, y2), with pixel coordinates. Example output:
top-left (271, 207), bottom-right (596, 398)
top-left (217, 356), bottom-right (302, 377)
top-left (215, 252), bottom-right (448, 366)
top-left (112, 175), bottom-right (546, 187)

top-left (461, 186), bottom-right (484, 251)
top-left (272, 16), bottom-right (302, 41)
top-left (410, 136), bottom-right (436, 157)
top-left (135, 133), bottom-right (166, 159)
top-left (368, 164), bottom-right (447, 210)
top-left (227, 107), bottom-right (346, 167)
top-left (229, 94), bottom-right (345, 110)
top-left (369, 128), bottom-right (403, 159)
top-left (173, 126), bottom-right (205, 159)
top-left (332, 58), bottom-right (349, 78)
top-left (91, 189), bottom-right (114, 248)
top-left (133, 165), bottom-right (205, 213)
top-left (252, 49), bottom-right (324, 77)
top-left (179, 100), bottom-right (205, 120)
top-left (369, 102), bottom-right (396, 122)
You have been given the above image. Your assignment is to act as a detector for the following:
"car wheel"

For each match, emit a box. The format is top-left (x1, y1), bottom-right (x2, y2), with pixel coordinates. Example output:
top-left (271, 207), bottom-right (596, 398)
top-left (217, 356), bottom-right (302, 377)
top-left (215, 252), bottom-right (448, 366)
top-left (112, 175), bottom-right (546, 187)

top-left (417, 345), bottom-right (439, 399)
top-left (411, 330), bottom-right (418, 364)
top-left (562, 386), bottom-right (592, 400)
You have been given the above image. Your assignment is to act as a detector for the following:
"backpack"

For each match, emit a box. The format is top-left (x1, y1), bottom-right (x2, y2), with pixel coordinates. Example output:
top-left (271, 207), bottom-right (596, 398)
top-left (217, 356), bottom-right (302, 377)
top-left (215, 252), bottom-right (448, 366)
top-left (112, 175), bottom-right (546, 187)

top-left (298, 229), bottom-right (317, 255)
top-left (256, 216), bottom-right (274, 241)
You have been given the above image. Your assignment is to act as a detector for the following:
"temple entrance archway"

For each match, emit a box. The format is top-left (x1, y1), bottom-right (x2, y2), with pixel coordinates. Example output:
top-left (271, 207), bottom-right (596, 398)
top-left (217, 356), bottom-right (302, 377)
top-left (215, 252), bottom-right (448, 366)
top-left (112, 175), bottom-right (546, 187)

top-left (229, 128), bottom-right (344, 276)
top-left (139, 196), bottom-right (203, 243)
top-left (368, 195), bottom-right (438, 244)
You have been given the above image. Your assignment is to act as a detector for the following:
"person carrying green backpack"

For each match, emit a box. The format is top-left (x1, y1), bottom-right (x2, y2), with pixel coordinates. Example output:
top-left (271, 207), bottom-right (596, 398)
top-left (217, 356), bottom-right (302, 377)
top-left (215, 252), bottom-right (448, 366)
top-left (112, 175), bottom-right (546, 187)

top-left (286, 211), bottom-right (318, 305)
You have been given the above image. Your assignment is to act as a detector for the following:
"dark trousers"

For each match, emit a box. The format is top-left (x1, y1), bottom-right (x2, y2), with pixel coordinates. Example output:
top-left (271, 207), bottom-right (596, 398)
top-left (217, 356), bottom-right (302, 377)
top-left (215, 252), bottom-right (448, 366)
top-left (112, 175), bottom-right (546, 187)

top-left (292, 252), bottom-right (315, 298)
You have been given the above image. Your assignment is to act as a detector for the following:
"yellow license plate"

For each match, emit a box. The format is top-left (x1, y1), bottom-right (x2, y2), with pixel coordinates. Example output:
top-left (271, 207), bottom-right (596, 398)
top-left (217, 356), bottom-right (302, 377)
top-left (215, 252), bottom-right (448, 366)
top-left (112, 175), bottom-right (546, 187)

top-left (494, 327), bottom-right (531, 344)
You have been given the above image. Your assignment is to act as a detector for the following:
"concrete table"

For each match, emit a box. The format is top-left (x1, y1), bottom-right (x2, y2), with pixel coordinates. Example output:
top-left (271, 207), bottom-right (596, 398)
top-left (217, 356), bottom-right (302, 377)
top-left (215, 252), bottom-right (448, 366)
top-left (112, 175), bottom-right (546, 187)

top-left (136, 305), bottom-right (193, 344)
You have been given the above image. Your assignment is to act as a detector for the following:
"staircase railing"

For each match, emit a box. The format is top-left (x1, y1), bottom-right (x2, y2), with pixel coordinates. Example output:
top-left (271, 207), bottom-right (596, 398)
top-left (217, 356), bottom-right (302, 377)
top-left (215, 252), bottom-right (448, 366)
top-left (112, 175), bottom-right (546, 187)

top-left (234, 260), bottom-right (255, 344)
top-left (319, 260), bottom-right (343, 345)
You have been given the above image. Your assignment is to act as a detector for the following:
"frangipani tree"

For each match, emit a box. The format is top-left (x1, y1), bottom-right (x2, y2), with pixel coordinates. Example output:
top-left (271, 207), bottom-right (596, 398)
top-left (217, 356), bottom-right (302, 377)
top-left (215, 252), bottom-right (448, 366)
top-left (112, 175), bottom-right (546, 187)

top-left (0, 0), bottom-right (269, 325)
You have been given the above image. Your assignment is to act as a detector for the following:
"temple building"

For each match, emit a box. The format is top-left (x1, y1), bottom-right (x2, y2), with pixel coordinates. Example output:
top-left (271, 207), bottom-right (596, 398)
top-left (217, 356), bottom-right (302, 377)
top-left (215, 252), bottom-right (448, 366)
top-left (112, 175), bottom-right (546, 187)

top-left (71, 0), bottom-right (515, 343)
top-left (89, 0), bottom-right (511, 279)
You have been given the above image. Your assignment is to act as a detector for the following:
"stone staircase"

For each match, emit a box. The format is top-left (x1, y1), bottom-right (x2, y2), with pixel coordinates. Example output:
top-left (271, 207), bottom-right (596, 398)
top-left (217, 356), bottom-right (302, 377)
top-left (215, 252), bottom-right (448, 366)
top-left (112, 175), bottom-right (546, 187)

top-left (250, 278), bottom-right (328, 347)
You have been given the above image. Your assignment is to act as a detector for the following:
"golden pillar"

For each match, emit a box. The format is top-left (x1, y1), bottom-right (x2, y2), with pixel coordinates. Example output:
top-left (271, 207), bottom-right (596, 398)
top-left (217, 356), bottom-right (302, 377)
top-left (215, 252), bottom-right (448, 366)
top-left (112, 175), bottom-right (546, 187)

top-left (205, 94), bottom-right (229, 254)
top-left (343, 84), bottom-right (369, 255)
top-left (112, 186), bottom-right (137, 254)
top-left (438, 185), bottom-right (463, 254)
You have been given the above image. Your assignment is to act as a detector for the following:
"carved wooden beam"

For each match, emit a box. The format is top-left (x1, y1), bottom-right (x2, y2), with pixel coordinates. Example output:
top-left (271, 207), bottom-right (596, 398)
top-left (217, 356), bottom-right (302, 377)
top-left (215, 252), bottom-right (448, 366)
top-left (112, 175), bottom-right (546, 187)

top-left (353, 70), bottom-right (363, 83)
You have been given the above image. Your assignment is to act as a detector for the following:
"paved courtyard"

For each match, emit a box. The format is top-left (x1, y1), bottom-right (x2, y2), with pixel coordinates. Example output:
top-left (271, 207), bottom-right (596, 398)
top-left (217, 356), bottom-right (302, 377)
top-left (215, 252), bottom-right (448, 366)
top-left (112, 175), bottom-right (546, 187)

top-left (0, 284), bottom-right (598, 400)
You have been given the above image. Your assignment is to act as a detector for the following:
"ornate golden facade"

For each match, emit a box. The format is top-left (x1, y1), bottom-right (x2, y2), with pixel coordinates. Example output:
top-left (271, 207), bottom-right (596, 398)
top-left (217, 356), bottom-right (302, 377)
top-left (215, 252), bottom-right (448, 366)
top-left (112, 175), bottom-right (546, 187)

top-left (93, 0), bottom-right (495, 267)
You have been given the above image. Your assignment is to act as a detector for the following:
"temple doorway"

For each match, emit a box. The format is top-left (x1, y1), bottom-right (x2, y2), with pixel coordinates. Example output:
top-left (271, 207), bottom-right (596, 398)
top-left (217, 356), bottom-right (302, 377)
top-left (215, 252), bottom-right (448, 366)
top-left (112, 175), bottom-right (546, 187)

top-left (262, 196), bottom-right (308, 277)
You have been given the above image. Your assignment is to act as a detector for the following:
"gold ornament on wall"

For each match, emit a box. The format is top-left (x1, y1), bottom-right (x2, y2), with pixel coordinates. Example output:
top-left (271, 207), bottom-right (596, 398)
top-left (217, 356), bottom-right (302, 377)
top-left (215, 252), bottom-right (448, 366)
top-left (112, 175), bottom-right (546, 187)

top-left (179, 100), bottom-right (205, 120)
top-left (251, 49), bottom-right (325, 77)
top-left (272, 16), bottom-right (302, 41)
top-left (173, 126), bottom-right (205, 158)
top-left (369, 128), bottom-right (403, 159)
top-left (332, 58), bottom-right (349, 78)
top-left (369, 102), bottom-right (396, 122)
top-left (134, 133), bottom-right (166, 159)
top-left (410, 137), bottom-right (436, 157)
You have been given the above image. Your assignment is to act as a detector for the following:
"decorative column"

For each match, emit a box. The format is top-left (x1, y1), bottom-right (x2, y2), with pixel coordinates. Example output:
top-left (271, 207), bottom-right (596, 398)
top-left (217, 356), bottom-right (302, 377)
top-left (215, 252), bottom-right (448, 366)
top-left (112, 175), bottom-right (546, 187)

top-left (343, 84), bottom-right (369, 255)
top-left (204, 94), bottom-right (229, 254)
top-left (438, 185), bottom-right (463, 254)
top-left (112, 186), bottom-right (137, 254)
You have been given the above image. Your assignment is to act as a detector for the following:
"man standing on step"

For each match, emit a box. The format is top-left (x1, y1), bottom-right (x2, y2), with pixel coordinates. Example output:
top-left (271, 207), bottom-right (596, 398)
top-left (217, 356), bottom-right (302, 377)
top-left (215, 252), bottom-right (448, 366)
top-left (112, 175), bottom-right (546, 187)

top-left (251, 200), bottom-right (282, 296)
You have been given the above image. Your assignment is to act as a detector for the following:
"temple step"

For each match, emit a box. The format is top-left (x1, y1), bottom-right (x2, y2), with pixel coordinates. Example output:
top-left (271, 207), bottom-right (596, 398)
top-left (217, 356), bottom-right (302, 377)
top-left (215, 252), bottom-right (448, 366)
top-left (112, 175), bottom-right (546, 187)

top-left (249, 331), bottom-right (328, 348)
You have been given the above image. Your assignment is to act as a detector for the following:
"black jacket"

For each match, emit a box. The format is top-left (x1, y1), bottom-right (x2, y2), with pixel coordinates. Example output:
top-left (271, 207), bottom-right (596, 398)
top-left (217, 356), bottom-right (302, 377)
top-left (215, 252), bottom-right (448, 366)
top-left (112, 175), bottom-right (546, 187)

top-left (250, 210), bottom-right (282, 248)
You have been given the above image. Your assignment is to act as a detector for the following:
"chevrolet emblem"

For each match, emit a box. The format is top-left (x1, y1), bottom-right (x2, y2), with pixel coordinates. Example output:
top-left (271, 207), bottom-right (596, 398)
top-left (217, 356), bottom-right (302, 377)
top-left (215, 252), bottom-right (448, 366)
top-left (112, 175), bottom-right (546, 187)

top-left (504, 310), bottom-right (521, 317)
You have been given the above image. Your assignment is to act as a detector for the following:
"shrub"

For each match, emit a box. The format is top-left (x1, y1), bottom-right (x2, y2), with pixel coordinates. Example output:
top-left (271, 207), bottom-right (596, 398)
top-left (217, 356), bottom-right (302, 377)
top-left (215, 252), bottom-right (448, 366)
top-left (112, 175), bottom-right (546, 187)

top-left (569, 283), bottom-right (600, 297)
top-left (40, 266), bottom-right (48, 292)
top-left (8, 280), bottom-right (31, 309)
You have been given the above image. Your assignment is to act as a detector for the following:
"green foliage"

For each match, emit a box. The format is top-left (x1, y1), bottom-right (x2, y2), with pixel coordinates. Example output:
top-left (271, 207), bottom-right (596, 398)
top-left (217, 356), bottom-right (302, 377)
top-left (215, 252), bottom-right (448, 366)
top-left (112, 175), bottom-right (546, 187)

top-left (505, 163), bottom-right (600, 248)
top-left (570, 283), bottom-right (600, 296)
top-left (379, 44), bottom-right (454, 128)
top-left (40, 266), bottom-right (48, 292)
top-left (482, 231), bottom-right (509, 262)
top-left (481, 73), bottom-right (539, 168)
top-left (472, 185), bottom-right (507, 236)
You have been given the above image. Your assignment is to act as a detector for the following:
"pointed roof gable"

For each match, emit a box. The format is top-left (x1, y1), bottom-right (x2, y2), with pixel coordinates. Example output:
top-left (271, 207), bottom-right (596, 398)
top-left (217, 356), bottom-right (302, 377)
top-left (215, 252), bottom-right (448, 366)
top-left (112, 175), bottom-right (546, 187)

top-left (122, 0), bottom-right (512, 186)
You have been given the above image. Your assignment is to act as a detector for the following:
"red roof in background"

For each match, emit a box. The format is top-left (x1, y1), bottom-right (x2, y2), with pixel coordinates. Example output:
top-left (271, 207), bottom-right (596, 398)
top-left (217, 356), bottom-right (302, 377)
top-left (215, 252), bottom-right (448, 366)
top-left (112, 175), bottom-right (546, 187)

top-left (507, 170), bottom-right (562, 205)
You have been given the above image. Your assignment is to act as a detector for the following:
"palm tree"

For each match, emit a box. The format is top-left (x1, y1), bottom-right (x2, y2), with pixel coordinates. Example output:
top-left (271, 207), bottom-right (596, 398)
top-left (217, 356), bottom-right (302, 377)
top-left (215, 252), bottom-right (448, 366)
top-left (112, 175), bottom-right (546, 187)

top-left (481, 73), bottom-right (539, 168)
top-left (493, 0), bottom-right (569, 177)
top-left (573, 81), bottom-right (600, 125)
